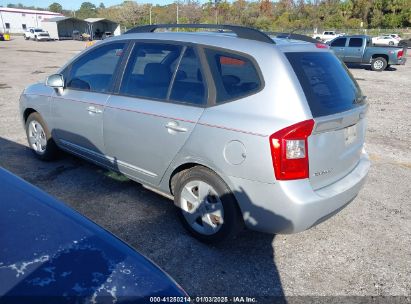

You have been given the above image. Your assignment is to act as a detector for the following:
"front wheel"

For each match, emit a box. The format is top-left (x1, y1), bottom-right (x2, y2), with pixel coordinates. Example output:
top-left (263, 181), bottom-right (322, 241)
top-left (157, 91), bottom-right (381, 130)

top-left (25, 112), bottom-right (59, 161)
top-left (24, 35), bottom-right (29, 40)
top-left (371, 57), bottom-right (387, 72)
top-left (174, 166), bottom-right (244, 243)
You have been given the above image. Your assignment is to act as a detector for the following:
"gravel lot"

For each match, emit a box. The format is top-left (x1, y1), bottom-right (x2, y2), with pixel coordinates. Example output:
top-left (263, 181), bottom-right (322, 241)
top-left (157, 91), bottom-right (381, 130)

top-left (0, 37), bottom-right (410, 300)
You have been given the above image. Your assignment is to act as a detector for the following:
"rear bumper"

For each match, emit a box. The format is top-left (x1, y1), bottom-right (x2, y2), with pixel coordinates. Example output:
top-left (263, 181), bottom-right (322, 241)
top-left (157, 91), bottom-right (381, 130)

top-left (229, 151), bottom-right (370, 234)
top-left (397, 57), bottom-right (407, 65)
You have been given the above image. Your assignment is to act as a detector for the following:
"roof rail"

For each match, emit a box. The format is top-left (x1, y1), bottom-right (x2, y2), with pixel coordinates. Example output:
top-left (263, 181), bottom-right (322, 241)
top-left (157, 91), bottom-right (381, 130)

top-left (125, 24), bottom-right (275, 45)
top-left (267, 32), bottom-right (321, 44)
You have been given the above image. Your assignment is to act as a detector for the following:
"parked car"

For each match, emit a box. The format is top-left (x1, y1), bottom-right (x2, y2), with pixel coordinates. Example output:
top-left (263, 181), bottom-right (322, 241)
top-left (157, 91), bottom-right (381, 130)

top-left (371, 35), bottom-right (399, 46)
top-left (329, 35), bottom-right (406, 71)
top-left (24, 28), bottom-right (51, 41)
top-left (0, 167), bottom-right (187, 301)
top-left (72, 30), bottom-right (91, 41)
top-left (20, 24), bottom-right (370, 243)
top-left (387, 33), bottom-right (402, 41)
top-left (313, 30), bottom-right (340, 41)
top-left (102, 31), bottom-right (113, 40)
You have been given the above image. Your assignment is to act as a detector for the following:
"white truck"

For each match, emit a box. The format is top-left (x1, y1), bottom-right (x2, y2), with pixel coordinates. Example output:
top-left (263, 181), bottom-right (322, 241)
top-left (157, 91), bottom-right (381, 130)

top-left (23, 28), bottom-right (51, 41)
top-left (313, 31), bottom-right (340, 42)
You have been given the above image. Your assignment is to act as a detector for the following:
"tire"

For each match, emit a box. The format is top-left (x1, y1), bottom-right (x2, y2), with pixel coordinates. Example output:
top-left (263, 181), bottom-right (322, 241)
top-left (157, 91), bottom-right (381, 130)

top-left (34, 35), bottom-right (37, 41)
top-left (315, 36), bottom-right (321, 40)
top-left (371, 57), bottom-right (387, 72)
top-left (24, 35), bottom-right (29, 40)
top-left (173, 166), bottom-right (244, 243)
top-left (388, 41), bottom-right (394, 46)
top-left (25, 112), bottom-right (59, 161)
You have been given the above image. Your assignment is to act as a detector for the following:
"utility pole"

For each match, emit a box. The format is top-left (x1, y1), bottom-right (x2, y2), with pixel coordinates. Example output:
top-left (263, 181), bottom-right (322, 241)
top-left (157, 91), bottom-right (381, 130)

top-left (215, 0), bottom-right (220, 25)
top-left (149, 5), bottom-right (152, 25)
top-left (176, 1), bottom-right (179, 24)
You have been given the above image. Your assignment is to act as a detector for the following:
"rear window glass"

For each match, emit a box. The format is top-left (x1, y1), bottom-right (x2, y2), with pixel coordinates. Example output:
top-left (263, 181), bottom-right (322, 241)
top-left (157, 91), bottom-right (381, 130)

top-left (349, 38), bottom-right (363, 47)
top-left (285, 52), bottom-right (364, 117)
top-left (205, 49), bottom-right (261, 103)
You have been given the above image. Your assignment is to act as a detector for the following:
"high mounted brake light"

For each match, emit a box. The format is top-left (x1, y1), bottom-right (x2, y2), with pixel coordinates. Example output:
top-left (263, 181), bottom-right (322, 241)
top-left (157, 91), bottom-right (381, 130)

top-left (269, 119), bottom-right (315, 180)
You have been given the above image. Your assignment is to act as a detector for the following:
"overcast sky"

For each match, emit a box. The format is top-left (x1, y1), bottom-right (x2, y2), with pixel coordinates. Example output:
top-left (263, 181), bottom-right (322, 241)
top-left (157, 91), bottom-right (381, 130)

top-left (0, 0), bottom-right (202, 11)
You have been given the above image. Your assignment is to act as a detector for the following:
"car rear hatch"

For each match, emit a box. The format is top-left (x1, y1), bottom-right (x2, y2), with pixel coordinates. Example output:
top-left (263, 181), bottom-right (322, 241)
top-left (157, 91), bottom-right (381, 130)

top-left (286, 51), bottom-right (367, 190)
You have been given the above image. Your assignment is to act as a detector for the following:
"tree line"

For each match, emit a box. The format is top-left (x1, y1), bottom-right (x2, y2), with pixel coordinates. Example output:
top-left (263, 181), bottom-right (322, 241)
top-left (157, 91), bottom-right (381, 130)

top-left (5, 0), bottom-right (411, 30)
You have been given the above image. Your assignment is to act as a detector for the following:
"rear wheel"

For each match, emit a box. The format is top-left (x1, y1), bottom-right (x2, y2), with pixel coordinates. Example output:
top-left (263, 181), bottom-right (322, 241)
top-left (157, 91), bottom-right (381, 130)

top-left (25, 112), bottom-right (59, 161)
top-left (371, 57), bottom-right (387, 71)
top-left (174, 166), bottom-right (243, 243)
top-left (388, 41), bottom-right (394, 46)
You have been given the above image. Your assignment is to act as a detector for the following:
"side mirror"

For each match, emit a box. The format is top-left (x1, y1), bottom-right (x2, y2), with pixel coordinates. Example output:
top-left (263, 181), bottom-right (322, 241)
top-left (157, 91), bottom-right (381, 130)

top-left (46, 74), bottom-right (64, 88)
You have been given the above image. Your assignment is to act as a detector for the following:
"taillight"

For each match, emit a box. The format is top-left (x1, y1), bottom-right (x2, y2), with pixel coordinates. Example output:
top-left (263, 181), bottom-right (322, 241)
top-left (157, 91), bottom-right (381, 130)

top-left (397, 50), bottom-right (404, 58)
top-left (315, 43), bottom-right (328, 49)
top-left (269, 119), bottom-right (315, 180)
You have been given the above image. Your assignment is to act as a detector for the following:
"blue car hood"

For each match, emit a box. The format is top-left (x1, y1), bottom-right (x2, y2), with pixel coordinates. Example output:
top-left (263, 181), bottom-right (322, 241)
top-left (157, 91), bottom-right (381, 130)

top-left (0, 168), bottom-right (186, 302)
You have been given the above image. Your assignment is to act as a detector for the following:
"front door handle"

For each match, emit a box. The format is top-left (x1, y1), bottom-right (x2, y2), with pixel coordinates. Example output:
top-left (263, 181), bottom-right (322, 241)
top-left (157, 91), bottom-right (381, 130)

top-left (87, 106), bottom-right (103, 114)
top-left (165, 121), bottom-right (188, 133)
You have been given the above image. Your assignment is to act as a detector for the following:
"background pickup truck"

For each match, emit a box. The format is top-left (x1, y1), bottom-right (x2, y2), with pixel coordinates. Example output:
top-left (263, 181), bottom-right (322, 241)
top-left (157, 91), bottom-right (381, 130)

top-left (313, 31), bottom-right (340, 42)
top-left (328, 35), bottom-right (407, 71)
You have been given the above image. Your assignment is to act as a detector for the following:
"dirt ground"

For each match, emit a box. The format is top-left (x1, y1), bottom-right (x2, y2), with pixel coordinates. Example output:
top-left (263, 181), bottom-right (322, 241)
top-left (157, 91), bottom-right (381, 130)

top-left (0, 37), bottom-right (410, 300)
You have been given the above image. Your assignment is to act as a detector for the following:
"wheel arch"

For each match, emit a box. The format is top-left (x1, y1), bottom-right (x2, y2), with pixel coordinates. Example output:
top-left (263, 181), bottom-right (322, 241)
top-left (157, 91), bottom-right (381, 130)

top-left (23, 108), bottom-right (38, 123)
top-left (371, 54), bottom-right (389, 62)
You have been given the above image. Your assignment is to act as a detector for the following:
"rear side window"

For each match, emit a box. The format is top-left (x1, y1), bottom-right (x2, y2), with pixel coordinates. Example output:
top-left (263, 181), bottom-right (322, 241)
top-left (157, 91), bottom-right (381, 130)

top-left (67, 42), bottom-right (126, 93)
top-left (349, 38), bottom-right (363, 47)
top-left (286, 52), bottom-right (364, 117)
top-left (205, 49), bottom-right (261, 103)
top-left (170, 47), bottom-right (206, 105)
top-left (120, 43), bottom-right (182, 100)
top-left (330, 38), bottom-right (346, 47)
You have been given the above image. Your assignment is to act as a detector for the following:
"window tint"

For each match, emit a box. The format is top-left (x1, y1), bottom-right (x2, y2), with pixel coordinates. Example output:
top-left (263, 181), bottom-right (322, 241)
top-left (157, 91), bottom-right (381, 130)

top-left (285, 52), bottom-right (364, 118)
top-left (205, 49), bottom-right (261, 103)
top-left (120, 43), bottom-right (182, 100)
top-left (67, 42), bottom-right (126, 93)
top-left (331, 38), bottom-right (346, 47)
top-left (349, 38), bottom-right (363, 47)
top-left (5, 23), bottom-right (10, 29)
top-left (170, 47), bottom-right (206, 105)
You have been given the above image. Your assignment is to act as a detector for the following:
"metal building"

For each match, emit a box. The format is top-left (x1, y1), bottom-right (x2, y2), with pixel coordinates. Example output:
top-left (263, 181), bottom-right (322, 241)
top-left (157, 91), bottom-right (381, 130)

top-left (0, 7), bottom-right (63, 33)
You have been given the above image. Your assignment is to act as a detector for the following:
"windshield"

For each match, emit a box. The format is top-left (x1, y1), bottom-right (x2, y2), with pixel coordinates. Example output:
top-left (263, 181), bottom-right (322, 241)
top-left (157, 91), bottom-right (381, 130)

top-left (286, 52), bottom-right (365, 117)
top-left (34, 29), bottom-right (43, 32)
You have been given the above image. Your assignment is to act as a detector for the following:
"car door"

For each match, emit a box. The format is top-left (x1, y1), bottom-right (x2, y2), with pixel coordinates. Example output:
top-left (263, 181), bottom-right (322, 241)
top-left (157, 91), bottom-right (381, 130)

top-left (330, 37), bottom-right (347, 60)
top-left (345, 37), bottom-right (364, 63)
top-left (50, 41), bottom-right (128, 166)
top-left (104, 42), bottom-right (207, 185)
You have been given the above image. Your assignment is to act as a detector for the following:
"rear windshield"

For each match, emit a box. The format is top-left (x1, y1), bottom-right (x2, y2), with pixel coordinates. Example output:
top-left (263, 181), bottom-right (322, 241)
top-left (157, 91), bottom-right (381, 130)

top-left (285, 52), bottom-right (365, 117)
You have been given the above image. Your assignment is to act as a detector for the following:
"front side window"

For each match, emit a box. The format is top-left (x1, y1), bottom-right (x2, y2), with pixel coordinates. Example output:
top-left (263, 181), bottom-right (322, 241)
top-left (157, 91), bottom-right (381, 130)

top-left (120, 43), bottom-right (182, 100)
top-left (170, 47), bottom-right (206, 105)
top-left (205, 49), bottom-right (261, 103)
top-left (331, 38), bottom-right (346, 47)
top-left (66, 42), bottom-right (126, 93)
top-left (5, 23), bottom-right (10, 29)
top-left (22, 24), bottom-right (27, 30)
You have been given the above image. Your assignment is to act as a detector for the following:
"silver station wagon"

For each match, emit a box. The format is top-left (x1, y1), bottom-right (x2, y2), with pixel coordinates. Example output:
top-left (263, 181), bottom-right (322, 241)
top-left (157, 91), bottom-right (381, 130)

top-left (20, 24), bottom-right (370, 243)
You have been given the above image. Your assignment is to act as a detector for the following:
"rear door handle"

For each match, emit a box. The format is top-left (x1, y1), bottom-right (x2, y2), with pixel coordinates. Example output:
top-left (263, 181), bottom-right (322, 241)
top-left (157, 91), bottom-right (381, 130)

top-left (165, 121), bottom-right (188, 133)
top-left (87, 106), bottom-right (103, 114)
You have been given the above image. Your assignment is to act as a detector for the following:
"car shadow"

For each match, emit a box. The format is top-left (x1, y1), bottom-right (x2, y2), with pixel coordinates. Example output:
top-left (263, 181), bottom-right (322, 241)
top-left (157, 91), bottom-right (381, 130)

top-left (0, 136), bottom-right (289, 299)
top-left (346, 63), bottom-right (397, 71)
